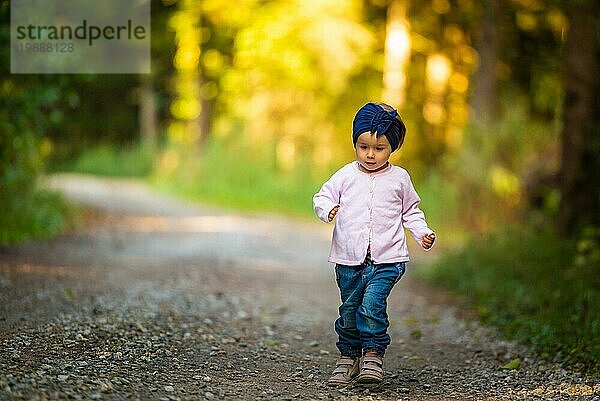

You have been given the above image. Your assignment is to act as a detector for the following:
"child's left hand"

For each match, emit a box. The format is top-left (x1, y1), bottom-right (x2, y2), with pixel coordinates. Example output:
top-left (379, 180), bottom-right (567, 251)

top-left (421, 233), bottom-right (436, 250)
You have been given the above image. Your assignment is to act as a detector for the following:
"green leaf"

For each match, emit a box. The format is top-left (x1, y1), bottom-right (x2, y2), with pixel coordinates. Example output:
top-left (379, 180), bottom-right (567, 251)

top-left (501, 358), bottom-right (521, 370)
top-left (410, 329), bottom-right (423, 340)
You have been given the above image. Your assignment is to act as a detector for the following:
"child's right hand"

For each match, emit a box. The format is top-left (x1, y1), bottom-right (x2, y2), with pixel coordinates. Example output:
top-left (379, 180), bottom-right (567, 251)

top-left (328, 205), bottom-right (340, 222)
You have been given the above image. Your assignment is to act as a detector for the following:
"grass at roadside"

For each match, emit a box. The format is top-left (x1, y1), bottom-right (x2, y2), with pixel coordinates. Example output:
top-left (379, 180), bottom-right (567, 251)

top-left (54, 143), bottom-right (155, 178)
top-left (0, 189), bottom-right (76, 246)
top-left (416, 226), bottom-right (600, 375)
top-left (2, 142), bottom-right (151, 246)
top-left (152, 142), bottom-right (330, 219)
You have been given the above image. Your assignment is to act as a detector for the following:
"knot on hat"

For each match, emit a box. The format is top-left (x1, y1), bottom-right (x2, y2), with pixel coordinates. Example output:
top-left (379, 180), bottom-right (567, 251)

top-left (352, 103), bottom-right (405, 151)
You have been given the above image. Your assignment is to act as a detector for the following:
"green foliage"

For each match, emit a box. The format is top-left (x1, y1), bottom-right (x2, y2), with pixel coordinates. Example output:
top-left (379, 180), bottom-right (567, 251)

top-left (443, 95), bottom-right (560, 230)
top-left (417, 227), bottom-right (600, 375)
top-left (57, 143), bottom-right (155, 178)
top-left (0, 190), bottom-right (74, 245)
top-left (0, 0), bottom-right (73, 245)
top-left (501, 358), bottom-right (522, 370)
top-left (503, 1), bottom-right (567, 120)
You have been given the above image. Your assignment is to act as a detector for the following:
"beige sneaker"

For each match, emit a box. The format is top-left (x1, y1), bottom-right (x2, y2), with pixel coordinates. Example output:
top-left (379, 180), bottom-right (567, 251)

top-left (327, 356), bottom-right (360, 386)
top-left (356, 351), bottom-right (384, 384)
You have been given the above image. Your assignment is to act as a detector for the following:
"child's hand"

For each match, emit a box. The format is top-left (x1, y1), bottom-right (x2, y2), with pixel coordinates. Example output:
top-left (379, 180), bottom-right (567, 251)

top-left (328, 205), bottom-right (340, 222)
top-left (421, 233), bottom-right (436, 250)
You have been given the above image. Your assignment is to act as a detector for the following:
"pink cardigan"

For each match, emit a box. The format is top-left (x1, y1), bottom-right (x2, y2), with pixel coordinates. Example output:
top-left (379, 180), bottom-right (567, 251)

top-left (313, 162), bottom-right (435, 265)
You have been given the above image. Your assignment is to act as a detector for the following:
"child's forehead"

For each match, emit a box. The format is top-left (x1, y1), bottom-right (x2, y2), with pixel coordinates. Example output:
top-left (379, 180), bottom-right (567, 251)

top-left (356, 132), bottom-right (390, 145)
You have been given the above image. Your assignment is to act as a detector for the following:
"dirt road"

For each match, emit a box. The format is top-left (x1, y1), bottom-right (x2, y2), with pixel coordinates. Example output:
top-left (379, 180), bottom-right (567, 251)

top-left (0, 174), bottom-right (596, 400)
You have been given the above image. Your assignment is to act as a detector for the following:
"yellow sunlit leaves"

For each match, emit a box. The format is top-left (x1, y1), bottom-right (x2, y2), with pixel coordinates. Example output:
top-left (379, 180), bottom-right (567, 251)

top-left (423, 101), bottom-right (446, 125)
top-left (431, 0), bottom-right (451, 14)
top-left (220, 0), bottom-right (374, 169)
top-left (200, 81), bottom-right (219, 100)
top-left (167, 122), bottom-right (184, 143)
top-left (447, 97), bottom-right (469, 125)
top-left (449, 72), bottom-right (469, 93)
top-left (201, 0), bottom-right (257, 27)
top-left (443, 25), bottom-right (464, 45)
top-left (491, 165), bottom-right (521, 204)
top-left (445, 127), bottom-right (463, 149)
top-left (458, 45), bottom-right (478, 66)
top-left (167, 121), bottom-right (199, 144)
top-left (301, 18), bottom-right (374, 92)
top-left (545, 8), bottom-right (567, 39)
top-left (233, 0), bottom-right (372, 91)
top-left (171, 98), bottom-right (201, 120)
top-left (168, 13), bottom-right (198, 40)
top-left (516, 11), bottom-right (538, 31)
top-left (411, 32), bottom-right (436, 54)
top-left (512, 0), bottom-right (565, 38)
top-left (40, 138), bottom-right (53, 159)
top-left (174, 44), bottom-right (200, 71)
top-left (456, 0), bottom-right (475, 13)
top-left (202, 49), bottom-right (225, 74)
top-left (168, 0), bottom-right (203, 151)
top-left (511, 0), bottom-right (544, 11)
top-left (300, 0), bottom-right (359, 17)
top-left (426, 53), bottom-right (452, 94)
top-left (162, 0), bottom-right (487, 177)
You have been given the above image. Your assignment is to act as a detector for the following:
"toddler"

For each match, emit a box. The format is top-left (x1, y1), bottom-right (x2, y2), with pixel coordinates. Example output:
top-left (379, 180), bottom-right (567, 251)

top-left (313, 102), bottom-right (436, 385)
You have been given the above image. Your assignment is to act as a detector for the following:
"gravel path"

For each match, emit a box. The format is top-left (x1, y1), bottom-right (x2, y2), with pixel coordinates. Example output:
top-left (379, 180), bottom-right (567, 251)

top-left (0, 174), bottom-right (597, 400)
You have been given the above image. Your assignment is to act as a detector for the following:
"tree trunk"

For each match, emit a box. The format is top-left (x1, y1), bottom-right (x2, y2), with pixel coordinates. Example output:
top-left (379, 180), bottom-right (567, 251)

top-left (197, 76), bottom-right (214, 151)
top-left (139, 79), bottom-right (158, 149)
top-left (471, 0), bottom-right (500, 124)
top-left (558, 1), bottom-right (600, 236)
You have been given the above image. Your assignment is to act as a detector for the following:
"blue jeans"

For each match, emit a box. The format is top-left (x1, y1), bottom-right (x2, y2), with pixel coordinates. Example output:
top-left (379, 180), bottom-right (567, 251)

top-left (334, 261), bottom-right (406, 357)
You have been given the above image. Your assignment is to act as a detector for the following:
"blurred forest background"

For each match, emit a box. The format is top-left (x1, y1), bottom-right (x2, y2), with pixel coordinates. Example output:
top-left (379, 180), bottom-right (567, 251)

top-left (1, 0), bottom-right (598, 374)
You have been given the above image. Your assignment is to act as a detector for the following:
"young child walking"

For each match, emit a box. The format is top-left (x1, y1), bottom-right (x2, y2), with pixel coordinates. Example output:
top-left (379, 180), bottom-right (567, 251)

top-left (313, 102), bottom-right (436, 385)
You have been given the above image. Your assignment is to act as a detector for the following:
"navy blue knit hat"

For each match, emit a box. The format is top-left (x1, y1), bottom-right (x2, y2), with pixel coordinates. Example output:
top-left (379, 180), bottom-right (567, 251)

top-left (352, 103), bottom-right (406, 152)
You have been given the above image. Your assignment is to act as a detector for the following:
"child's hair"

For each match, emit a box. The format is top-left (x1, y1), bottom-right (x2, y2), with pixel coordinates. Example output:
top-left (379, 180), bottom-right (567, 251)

top-left (352, 102), bottom-right (406, 151)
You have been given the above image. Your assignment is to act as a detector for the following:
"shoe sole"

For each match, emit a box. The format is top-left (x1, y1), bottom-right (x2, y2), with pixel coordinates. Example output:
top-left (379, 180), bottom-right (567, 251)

top-left (327, 373), bottom-right (359, 387)
top-left (327, 379), bottom-right (354, 387)
top-left (356, 374), bottom-right (383, 384)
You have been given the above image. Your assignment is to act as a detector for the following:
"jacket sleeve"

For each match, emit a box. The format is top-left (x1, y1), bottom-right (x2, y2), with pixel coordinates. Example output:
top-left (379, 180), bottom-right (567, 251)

top-left (313, 173), bottom-right (341, 223)
top-left (401, 173), bottom-right (436, 249)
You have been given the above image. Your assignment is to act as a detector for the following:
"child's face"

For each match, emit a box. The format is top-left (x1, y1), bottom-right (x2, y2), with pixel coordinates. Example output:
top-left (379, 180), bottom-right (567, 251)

top-left (355, 132), bottom-right (392, 172)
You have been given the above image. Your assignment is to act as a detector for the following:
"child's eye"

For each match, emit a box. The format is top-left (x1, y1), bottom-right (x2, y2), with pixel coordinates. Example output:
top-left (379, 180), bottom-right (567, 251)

top-left (376, 147), bottom-right (385, 151)
top-left (359, 145), bottom-right (367, 149)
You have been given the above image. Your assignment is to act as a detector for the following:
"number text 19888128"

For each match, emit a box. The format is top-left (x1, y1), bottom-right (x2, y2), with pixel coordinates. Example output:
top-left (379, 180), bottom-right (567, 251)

top-left (19, 42), bottom-right (74, 53)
